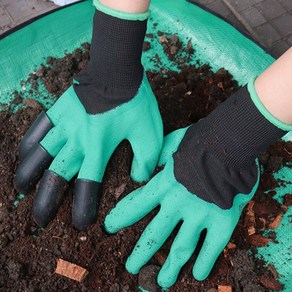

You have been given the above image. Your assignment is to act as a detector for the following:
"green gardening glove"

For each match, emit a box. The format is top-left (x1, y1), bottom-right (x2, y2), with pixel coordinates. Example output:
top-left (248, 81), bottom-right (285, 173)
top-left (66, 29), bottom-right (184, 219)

top-left (14, 75), bottom-right (162, 230)
top-left (14, 5), bottom-right (163, 230)
top-left (105, 81), bottom-right (289, 288)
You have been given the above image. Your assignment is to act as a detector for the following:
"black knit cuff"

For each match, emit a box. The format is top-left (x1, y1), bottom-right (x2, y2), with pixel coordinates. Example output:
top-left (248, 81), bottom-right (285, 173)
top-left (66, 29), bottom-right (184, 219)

top-left (173, 85), bottom-right (287, 208)
top-left (74, 9), bottom-right (147, 114)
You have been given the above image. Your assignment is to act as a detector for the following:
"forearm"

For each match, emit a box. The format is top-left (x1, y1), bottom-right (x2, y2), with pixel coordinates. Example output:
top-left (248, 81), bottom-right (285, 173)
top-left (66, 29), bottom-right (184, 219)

top-left (99, 0), bottom-right (150, 13)
top-left (255, 47), bottom-right (292, 125)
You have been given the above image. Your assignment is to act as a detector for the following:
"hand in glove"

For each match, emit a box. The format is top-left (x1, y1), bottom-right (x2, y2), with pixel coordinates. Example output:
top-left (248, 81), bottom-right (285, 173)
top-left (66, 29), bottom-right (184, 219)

top-left (105, 80), bottom-right (289, 288)
top-left (14, 6), bottom-right (163, 231)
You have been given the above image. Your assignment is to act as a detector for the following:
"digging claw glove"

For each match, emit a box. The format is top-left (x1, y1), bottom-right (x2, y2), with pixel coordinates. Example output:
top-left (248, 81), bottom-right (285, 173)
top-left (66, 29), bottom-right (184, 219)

top-left (105, 80), bottom-right (290, 288)
top-left (14, 5), bottom-right (163, 231)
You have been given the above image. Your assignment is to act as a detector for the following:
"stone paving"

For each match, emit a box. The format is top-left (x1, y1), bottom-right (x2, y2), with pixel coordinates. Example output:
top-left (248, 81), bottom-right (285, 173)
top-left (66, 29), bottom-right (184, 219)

top-left (193, 0), bottom-right (292, 57)
top-left (0, 0), bottom-right (57, 34)
top-left (1, 0), bottom-right (291, 57)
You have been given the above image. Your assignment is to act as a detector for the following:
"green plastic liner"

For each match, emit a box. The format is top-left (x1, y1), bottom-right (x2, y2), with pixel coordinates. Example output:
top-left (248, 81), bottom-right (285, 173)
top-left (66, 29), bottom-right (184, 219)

top-left (0, 0), bottom-right (291, 289)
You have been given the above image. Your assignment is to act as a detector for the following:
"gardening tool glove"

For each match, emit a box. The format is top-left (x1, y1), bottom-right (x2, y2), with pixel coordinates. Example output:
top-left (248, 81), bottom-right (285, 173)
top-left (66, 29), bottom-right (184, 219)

top-left (105, 79), bottom-right (291, 288)
top-left (14, 3), bottom-right (163, 231)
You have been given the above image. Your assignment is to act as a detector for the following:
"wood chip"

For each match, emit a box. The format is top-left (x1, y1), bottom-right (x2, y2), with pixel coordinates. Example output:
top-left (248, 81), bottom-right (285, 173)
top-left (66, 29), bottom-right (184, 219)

top-left (280, 204), bottom-right (288, 212)
top-left (227, 242), bottom-right (236, 249)
top-left (159, 36), bottom-right (168, 44)
top-left (218, 285), bottom-right (232, 292)
top-left (23, 98), bottom-right (41, 109)
top-left (268, 264), bottom-right (279, 279)
top-left (258, 275), bottom-right (283, 290)
top-left (187, 39), bottom-right (193, 49)
top-left (283, 194), bottom-right (292, 206)
top-left (114, 183), bottom-right (127, 199)
top-left (244, 201), bottom-right (256, 235)
top-left (268, 214), bottom-right (283, 229)
top-left (249, 234), bottom-right (271, 247)
top-left (217, 82), bottom-right (224, 91)
top-left (55, 259), bottom-right (89, 282)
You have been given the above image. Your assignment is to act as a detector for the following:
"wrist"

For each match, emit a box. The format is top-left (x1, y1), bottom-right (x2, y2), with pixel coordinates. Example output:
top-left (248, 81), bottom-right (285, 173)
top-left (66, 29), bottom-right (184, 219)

top-left (248, 78), bottom-right (292, 131)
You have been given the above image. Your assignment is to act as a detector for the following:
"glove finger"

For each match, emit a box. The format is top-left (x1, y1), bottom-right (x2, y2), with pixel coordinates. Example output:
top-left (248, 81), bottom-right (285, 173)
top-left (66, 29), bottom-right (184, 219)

top-left (192, 227), bottom-right (233, 281)
top-left (126, 205), bottom-right (179, 275)
top-left (19, 111), bottom-right (53, 161)
top-left (158, 127), bottom-right (189, 166)
top-left (14, 143), bottom-right (53, 195)
top-left (157, 221), bottom-right (202, 288)
top-left (14, 124), bottom-right (67, 195)
top-left (72, 179), bottom-right (101, 231)
top-left (72, 143), bottom-right (118, 231)
top-left (32, 142), bottom-right (82, 227)
top-left (48, 141), bottom-right (83, 181)
top-left (32, 170), bottom-right (68, 227)
top-left (104, 170), bottom-right (166, 234)
top-left (129, 123), bottom-right (163, 182)
top-left (78, 139), bottom-right (119, 183)
top-left (40, 124), bottom-right (67, 158)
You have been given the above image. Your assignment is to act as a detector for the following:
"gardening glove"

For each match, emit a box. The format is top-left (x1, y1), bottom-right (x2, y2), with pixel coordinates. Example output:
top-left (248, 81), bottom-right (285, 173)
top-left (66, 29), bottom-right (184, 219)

top-left (14, 3), bottom-right (163, 231)
top-left (105, 79), bottom-right (291, 288)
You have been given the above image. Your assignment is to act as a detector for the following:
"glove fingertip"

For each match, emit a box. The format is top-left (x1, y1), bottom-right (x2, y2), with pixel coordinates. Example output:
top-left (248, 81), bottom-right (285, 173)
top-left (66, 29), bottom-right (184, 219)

top-left (158, 127), bottom-right (189, 166)
top-left (130, 159), bottom-right (155, 183)
top-left (125, 257), bottom-right (140, 275)
top-left (157, 274), bottom-right (175, 290)
top-left (192, 266), bottom-right (209, 281)
top-left (130, 171), bottom-right (150, 184)
top-left (32, 170), bottom-right (67, 227)
top-left (104, 215), bottom-right (119, 234)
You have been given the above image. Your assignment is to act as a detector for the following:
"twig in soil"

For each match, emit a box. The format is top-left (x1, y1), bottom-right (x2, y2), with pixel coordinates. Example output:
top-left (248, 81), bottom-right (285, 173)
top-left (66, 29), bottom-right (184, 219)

top-left (244, 201), bottom-right (256, 235)
top-left (52, 236), bottom-right (63, 241)
top-left (283, 147), bottom-right (291, 155)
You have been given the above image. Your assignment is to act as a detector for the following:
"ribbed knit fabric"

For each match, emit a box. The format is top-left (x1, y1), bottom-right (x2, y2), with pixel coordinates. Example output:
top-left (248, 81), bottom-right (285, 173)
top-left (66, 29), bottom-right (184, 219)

top-left (74, 9), bottom-right (147, 114)
top-left (173, 85), bottom-right (287, 209)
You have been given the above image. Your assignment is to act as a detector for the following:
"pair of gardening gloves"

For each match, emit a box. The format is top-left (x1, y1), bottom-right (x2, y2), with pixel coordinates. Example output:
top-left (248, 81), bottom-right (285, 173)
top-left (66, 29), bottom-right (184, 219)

top-left (14, 1), bottom-right (290, 289)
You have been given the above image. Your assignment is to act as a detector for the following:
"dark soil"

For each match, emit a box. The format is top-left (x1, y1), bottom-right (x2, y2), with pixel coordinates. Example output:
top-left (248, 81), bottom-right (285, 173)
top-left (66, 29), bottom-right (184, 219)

top-left (0, 34), bottom-right (291, 292)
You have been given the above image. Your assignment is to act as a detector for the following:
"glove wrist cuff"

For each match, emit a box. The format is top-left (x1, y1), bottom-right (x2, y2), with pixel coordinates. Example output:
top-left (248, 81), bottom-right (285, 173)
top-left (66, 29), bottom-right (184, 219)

top-left (93, 0), bottom-right (150, 21)
top-left (194, 84), bottom-right (287, 169)
top-left (74, 8), bottom-right (147, 113)
top-left (173, 82), bottom-right (287, 209)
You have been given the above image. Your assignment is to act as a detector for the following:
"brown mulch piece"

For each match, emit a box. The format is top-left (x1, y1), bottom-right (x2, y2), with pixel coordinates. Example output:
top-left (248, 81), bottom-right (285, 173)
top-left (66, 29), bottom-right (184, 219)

top-left (258, 274), bottom-right (283, 290)
top-left (55, 258), bottom-right (89, 282)
top-left (268, 214), bottom-right (283, 229)
top-left (249, 234), bottom-right (272, 247)
top-left (244, 201), bottom-right (256, 235)
top-left (218, 285), bottom-right (232, 292)
top-left (283, 194), bottom-right (292, 206)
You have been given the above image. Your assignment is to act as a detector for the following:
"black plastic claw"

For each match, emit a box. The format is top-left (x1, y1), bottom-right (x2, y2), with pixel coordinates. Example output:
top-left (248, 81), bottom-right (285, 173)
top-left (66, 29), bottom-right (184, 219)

top-left (19, 111), bottom-right (53, 161)
top-left (14, 144), bottom-right (53, 195)
top-left (72, 179), bottom-right (101, 231)
top-left (32, 170), bottom-right (68, 227)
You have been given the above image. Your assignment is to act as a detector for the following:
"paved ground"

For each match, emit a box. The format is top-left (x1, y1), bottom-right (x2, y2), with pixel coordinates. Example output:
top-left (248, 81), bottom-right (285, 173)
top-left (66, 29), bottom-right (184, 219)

top-left (192, 0), bottom-right (292, 57)
top-left (1, 0), bottom-right (291, 57)
top-left (0, 0), bottom-right (57, 33)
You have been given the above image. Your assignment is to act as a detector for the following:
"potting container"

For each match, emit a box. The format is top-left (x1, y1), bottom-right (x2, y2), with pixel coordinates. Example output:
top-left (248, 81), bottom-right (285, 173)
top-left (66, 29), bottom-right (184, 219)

top-left (0, 0), bottom-right (291, 290)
